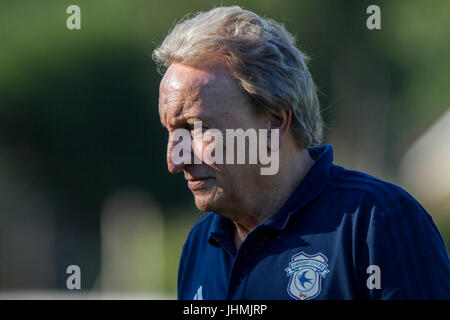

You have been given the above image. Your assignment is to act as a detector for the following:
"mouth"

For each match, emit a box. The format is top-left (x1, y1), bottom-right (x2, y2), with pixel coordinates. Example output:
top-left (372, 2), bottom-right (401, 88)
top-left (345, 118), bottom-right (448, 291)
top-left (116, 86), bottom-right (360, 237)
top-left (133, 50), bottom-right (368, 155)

top-left (187, 177), bottom-right (214, 191)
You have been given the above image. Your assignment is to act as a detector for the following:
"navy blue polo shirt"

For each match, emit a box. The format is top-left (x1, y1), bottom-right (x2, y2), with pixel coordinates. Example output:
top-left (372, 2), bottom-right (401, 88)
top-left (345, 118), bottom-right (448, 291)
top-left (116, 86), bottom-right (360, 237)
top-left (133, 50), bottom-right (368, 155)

top-left (178, 144), bottom-right (450, 300)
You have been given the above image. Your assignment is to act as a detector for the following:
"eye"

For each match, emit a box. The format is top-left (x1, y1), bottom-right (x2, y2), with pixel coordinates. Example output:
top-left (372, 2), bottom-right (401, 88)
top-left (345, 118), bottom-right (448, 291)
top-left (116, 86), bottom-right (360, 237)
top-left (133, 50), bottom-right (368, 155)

top-left (185, 124), bottom-right (207, 135)
top-left (183, 124), bottom-right (193, 135)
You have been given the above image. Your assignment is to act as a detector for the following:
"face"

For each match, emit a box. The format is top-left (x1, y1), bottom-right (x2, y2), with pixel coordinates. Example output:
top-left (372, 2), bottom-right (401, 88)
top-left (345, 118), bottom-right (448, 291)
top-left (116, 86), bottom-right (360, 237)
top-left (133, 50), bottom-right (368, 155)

top-left (158, 62), bottom-right (268, 215)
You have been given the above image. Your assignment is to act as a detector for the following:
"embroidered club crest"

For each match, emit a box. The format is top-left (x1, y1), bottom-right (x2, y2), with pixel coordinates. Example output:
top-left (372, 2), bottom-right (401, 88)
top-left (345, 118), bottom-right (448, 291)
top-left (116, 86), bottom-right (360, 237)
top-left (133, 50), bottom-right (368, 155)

top-left (285, 252), bottom-right (330, 300)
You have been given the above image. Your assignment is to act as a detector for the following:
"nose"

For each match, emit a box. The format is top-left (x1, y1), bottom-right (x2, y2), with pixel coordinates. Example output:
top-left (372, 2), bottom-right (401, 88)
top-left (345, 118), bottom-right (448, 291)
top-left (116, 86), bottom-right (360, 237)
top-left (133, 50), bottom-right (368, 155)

top-left (166, 131), bottom-right (200, 173)
top-left (167, 153), bottom-right (187, 174)
top-left (167, 136), bottom-right (186, 174)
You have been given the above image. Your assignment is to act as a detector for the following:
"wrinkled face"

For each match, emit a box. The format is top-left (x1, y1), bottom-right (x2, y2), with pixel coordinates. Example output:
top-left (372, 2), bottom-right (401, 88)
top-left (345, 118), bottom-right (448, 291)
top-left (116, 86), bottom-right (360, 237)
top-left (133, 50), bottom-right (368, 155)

top-left (158, 62), bottom-right (267, 214)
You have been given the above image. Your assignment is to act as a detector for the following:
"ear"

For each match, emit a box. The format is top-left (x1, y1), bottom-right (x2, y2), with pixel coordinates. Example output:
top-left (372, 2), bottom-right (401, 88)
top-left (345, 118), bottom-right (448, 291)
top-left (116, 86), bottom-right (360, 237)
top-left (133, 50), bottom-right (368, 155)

top-left (266, 109), bottom-right (292, 150)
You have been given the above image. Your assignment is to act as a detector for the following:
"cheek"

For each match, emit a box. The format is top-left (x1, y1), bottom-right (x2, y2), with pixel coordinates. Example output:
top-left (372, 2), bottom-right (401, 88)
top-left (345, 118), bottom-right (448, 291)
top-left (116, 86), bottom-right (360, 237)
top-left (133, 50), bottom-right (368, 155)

top-left (227, 163), bottom-right (261, 192)
top-left (193, 130), bottom-right (226, 165)
top-left (203, 136), bottom-right (223, 165)
top-left (191, 135), bottom-right (204, 162)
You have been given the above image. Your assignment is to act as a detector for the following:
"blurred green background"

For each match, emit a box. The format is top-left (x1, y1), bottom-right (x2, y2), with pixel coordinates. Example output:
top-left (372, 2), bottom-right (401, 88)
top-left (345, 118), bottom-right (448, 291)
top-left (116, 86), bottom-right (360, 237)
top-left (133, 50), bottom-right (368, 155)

top-left (0, 0), bottom-right (449, 298)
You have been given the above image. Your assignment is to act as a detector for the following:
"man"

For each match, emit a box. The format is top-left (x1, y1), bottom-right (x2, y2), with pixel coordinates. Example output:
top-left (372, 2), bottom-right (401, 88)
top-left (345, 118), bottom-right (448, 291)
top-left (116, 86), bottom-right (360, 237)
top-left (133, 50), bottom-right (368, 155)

top-left (153, 6), bottom-right (450, 299)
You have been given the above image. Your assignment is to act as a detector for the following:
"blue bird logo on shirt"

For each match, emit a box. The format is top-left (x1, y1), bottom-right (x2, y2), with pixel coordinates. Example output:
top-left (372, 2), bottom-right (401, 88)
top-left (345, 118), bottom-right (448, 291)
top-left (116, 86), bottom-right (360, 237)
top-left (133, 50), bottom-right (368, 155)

top-left (297, 270), bottom-right (313, 289)
top-left (285, 252), bottom-right (330, 300)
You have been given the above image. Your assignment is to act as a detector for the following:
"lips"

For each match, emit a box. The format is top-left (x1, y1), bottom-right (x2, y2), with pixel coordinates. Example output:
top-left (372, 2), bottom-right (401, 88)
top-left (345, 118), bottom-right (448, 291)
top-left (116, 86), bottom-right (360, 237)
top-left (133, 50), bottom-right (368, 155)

top-left (187, 177), bottom-right (213, 190)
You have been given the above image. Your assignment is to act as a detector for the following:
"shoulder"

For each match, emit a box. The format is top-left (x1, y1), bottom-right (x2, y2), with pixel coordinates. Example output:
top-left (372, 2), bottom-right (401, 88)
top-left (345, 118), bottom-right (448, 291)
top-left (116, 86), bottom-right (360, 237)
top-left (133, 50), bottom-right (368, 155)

top-left (326, 165), bottom-right (449, 266)
top-left (327, 164), bottom-right (428, 219)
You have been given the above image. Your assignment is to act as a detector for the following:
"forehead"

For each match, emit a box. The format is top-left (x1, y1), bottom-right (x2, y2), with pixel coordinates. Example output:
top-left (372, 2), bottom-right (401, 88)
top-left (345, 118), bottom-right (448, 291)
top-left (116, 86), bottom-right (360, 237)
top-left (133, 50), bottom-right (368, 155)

top-left (158, 63), bottom-right (248, 126)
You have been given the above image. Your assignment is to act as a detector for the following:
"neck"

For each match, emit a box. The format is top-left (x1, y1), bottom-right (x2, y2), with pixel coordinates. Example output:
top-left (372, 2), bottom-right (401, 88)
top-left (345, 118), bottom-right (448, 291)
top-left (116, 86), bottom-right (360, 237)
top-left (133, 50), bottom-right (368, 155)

top-left (232, 147), bottom-right (315, 249)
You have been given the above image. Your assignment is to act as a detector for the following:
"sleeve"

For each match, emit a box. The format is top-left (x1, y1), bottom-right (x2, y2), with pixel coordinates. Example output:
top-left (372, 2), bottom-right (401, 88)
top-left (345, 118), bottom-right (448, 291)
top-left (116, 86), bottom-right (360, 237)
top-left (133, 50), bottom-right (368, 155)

top-left (360, 192), bottom-right (450, 299)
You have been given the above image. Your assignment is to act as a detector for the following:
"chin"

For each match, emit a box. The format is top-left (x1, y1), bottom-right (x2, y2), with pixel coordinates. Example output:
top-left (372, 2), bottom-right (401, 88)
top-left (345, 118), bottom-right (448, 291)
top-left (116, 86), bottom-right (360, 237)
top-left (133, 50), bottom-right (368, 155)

top-left (193, 192), bottom-right (223, 213)
top-left (194, 196), bottom-right (215, 212)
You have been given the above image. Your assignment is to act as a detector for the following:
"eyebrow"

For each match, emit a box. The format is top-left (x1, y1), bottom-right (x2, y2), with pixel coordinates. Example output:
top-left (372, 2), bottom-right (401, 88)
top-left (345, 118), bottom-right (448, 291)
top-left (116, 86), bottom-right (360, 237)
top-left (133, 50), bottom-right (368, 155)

top-left (160, 100), bottom-right (215, 129)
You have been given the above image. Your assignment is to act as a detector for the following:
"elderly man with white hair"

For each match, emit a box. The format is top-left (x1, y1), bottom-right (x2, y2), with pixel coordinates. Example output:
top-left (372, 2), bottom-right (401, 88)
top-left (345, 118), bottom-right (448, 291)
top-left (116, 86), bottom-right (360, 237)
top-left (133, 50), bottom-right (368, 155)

top-left (153, 6), bottom-right (450, 300)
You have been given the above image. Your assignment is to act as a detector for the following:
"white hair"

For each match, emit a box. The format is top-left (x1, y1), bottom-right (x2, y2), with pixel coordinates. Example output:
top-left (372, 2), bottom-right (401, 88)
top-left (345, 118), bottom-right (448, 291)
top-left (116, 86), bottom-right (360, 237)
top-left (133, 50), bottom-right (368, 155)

top-left (152, 6), bottom-right (323, 147)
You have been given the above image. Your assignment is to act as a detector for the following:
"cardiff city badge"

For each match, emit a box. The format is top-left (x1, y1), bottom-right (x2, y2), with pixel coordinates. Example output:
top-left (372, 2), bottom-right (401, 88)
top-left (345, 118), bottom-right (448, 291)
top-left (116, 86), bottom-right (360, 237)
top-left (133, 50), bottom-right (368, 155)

top-left (285, 252), bottom-right (330, 300)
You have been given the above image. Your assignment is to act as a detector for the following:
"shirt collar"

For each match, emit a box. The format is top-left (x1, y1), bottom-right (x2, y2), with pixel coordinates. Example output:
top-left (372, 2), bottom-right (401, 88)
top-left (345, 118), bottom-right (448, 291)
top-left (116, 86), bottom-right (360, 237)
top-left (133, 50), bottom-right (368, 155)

top-left (208, 144), bottom-right (334, 246)
top-left (208, 212), bottom-right (235, 251)
top-left (263, 144), bottom-right (333, 230)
